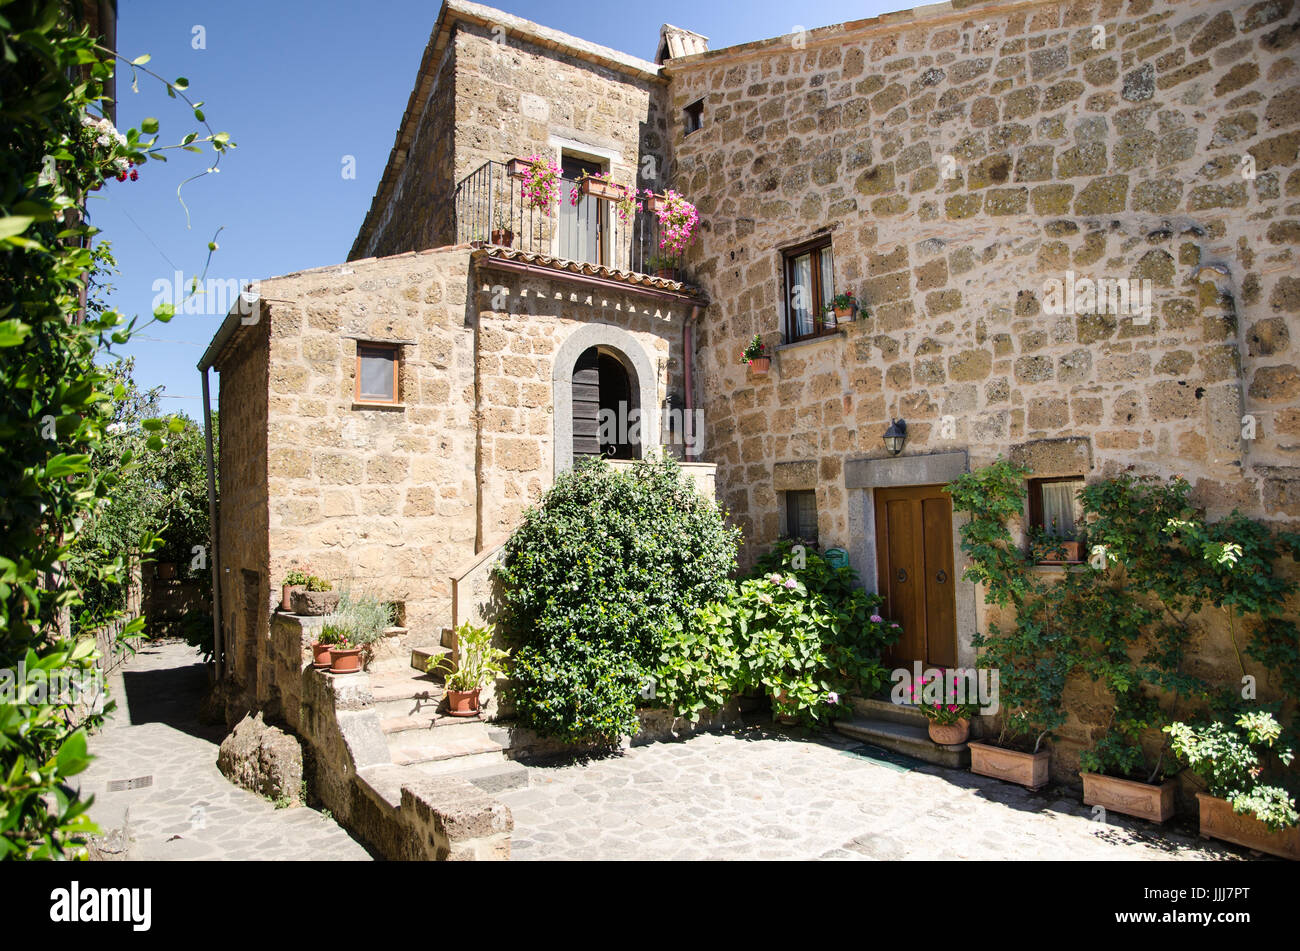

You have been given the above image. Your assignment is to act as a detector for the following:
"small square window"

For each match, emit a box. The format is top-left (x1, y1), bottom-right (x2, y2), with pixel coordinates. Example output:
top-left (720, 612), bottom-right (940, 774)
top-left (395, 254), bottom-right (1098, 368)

top-left (1028, 477), bottom-right (1084, 538)
top-left (785, 490), bottom-right (819, 544)
top-left (684, 99), bottom-right (704, 135)
top-left (782, 237), bottom-right (836, 343)
top-left (356, 342), bottom-right (400, 404)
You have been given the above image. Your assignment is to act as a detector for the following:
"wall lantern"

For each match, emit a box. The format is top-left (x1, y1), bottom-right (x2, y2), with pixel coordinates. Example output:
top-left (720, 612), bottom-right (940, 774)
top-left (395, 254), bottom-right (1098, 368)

top-left (882, 418), bottom-right (908, 456)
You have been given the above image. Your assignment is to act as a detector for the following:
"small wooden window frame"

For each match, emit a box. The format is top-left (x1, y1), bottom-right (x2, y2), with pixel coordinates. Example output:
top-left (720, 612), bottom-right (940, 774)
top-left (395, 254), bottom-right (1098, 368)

top-left (355, 341), bottom-right (401, 405)
top-left (1027, 476), bottom-right (1085, 533)
top-left (684, 99), bottom-right (704, 135)
top-left (784, 489), bottom-right (819, 543)
top-left (782, 235), bottom-right (836, 344)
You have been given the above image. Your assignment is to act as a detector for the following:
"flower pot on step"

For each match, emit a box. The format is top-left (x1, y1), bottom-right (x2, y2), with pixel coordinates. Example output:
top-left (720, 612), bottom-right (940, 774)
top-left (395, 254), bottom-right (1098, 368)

top-left (309, 641), bottom-right (333, 669)
top-left (968, 741), bottom-right (1050, 790)
top-left (291, 589), bottom-right (339, 617)
top-left (446, 688), bottom-right (481, 717)
top-left (1196, 793), bottom-right (1300, 859)
top-left (328, 647), bottom-right (363, 674)
top-left (747, 357), bottom-right (771, 375)
top-left (281, 584), bottom-right (305, 612)
top-left (928, 718), bottom-right (970, 745)
top-left (1081, 772), bottom-right (1177, 823)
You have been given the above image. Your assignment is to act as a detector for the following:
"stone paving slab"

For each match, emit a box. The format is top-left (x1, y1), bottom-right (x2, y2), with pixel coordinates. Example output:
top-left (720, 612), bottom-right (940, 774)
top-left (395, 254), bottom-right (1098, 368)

top-left (76, 641), bottom-right (372, 861)
top-left (498, 727), bottom-right (1250, 861)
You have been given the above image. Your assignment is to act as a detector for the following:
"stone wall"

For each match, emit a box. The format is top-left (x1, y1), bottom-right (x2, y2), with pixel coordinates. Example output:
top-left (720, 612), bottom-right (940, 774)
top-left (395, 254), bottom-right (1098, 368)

top-left (662, 0), bottom-right (1300, 779)
top-left (354, 13), bottom-right (667, 259)
top-left (214, 317), bottom-right (270, 699)
top-left (253, 247), bottom-right (478, 646)
top-left (669, 0), bottom-right (1299, 566)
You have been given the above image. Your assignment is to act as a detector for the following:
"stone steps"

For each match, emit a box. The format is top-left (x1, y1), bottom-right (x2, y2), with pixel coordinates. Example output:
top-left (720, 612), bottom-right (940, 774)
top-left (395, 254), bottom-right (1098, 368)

top-left (850, 695), bottom-right (929, 727)
top-left (834, 716), bottom-right (971, 769)
top-left (386, 720), bottom-right (507, 766)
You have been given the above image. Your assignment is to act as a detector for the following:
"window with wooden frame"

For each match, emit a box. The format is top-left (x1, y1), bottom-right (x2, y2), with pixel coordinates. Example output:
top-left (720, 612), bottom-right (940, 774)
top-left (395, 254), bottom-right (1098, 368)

top-left (1027, 477), bottom-right (1085, 538)
top-left (355, 342), bottom-right (400, 404)
top-left (783, 236), bottom-right (835, 343)
top-left (683, 99), bottom-right (704, 135)
top-left (784, 490), bottom-right (819, 544)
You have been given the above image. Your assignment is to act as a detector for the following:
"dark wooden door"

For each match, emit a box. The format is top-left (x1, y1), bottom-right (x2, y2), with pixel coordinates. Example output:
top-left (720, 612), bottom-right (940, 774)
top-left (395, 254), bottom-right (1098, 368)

top-left (572, 347), bottom-right (600, 460)
top-left (874, 485), bottom-right (957, 668)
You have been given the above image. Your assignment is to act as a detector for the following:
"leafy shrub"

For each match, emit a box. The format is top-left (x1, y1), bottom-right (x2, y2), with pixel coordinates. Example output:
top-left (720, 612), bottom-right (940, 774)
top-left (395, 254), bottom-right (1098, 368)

top-left (496, 455), bottom-right (739, 743)
top-left (1167, 711), bottom-right (1297, 830)
top-left (653, 540), bottom-right (898, 726)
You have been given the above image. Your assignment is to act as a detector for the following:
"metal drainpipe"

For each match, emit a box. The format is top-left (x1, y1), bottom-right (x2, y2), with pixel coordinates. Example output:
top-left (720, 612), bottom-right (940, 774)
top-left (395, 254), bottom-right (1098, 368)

top-left (684, 304), bottom-right (701, 461)
top-left (200, 368), bottom-right (224, 679)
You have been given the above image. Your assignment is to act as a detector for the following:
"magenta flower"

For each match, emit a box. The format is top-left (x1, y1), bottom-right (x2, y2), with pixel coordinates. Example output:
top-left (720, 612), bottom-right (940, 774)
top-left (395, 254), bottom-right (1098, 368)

top-left (870, 614), bottom-right (883, 623)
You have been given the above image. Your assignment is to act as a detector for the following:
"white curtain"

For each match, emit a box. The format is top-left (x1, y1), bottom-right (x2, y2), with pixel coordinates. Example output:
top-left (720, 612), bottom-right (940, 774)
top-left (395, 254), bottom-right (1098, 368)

top-left (790, 253), bottom-right (813, 338)
top-left (1041, 483), bottom-right (1077, 537)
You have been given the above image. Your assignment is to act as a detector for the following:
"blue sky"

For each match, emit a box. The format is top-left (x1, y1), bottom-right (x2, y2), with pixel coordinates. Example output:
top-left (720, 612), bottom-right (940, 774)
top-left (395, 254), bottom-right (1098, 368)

top-left (97, 0), bottom-right (897, 411)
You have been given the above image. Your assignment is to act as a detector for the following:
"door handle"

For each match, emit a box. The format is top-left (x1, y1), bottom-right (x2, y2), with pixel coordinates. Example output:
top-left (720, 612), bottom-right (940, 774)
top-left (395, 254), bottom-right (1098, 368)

top-left (896, 568), bottom-right (908, 583)
top-left (936, 570), bottom-right (947, 584)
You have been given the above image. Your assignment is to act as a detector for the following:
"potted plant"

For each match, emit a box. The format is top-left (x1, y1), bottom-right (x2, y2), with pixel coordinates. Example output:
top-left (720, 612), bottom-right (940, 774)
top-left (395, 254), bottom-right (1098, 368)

top-left (490, 201), bottom-right (514, 247)
top-left (909, 671), bottom-right (976, 745)
top-left (1078, 707), bottom-right (1180, 823)
top-left (646, 253), bottom-right (678, 280)
top-left (281, 568), bottom-right (309, 612)
top-left (426, 620), bottom-right (510, 716)
top-left (742, 334), bottom-right (771, 375)
top-left (321, 590), bottom-right (394, 675)
top-left (1166, 710), bottom-right (1299, 859)
top-left (318, 623), bottom-right (359, 673)
top-left (826, 291), bottom-right (858, 323)
top-left (518, 153), bottom-right (561, 216)
top-left (572, 170), bottom-right (622, 203)
top-left (290, 575), bottom-right (338, 616)
top-left (1031, 521), bottom-right (1083, 564)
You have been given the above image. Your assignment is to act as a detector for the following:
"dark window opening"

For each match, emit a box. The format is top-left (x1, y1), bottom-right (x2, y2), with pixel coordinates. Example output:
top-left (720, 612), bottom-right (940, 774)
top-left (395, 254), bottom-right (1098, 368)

top-left (783, 236), bottom-right (836, 343)
top-left (560, 153), bottom-right (606, 266)
top-left (785, 490), bottom-right (819, 544)
top-left (356, 342), bottom-right (400, 403)
top-left (684, 99), bottom-right (704, 135)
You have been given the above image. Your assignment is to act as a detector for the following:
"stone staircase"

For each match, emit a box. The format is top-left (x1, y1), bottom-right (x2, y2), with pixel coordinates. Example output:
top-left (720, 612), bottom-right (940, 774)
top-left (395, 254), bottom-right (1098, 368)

top-left (364, 628), bottom-right (530, 793)
top-left (833, 696), bottom-right (971, 768)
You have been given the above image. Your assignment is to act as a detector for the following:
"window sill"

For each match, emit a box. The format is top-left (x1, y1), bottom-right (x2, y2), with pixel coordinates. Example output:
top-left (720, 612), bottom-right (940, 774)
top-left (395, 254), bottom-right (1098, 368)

top-left (777, 330), bottom-right (846, 353)
top-left (352, 401), bottom-right (405, 411)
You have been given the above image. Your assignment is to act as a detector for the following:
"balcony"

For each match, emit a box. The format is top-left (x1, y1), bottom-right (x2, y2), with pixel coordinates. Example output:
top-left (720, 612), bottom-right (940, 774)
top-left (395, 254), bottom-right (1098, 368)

top-left (453, 159), bottom-right (686, 280)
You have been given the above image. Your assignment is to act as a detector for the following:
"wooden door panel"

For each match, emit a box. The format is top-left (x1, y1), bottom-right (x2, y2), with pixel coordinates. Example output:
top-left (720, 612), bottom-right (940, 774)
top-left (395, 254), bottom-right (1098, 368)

top-left (875, 485), bottom-right (958, 668)
top-left (921, 497), bottom-right (958, 667)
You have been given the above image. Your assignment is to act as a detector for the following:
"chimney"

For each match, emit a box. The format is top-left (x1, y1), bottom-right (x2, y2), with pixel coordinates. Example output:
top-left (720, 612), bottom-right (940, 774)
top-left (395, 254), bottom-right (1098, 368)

top-left (656, 24), bottom-right (709, 65)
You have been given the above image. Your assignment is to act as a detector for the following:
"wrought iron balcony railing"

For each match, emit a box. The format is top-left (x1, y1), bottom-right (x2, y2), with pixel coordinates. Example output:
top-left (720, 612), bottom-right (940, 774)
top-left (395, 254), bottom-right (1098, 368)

top-left (452, 159), bottom-right (684, 279)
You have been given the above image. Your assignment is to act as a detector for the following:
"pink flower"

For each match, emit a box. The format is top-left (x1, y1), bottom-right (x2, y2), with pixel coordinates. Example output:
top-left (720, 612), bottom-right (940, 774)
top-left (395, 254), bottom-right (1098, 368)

top-left (870, 614), bottom-right (883, 623)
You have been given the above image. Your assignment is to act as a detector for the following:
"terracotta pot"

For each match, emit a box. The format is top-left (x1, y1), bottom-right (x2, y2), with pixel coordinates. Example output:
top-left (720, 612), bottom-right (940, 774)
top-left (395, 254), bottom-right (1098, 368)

top-left (1036, 540), bottom-right (1082, 564)
top-left (655, 266), bottom-right (676, 279)
top-left (505, 157), bottom-right (530, 179)
top-left (291, 589), bottom-right (339, 617)
top-left (1081, 772), bottom-right (1177, 823)
top-left (579, 177), bottom-right (622, 202)
top-left (927, 718), bottom-right (970, 745)
top-left (1196, 793), bottom-right (1300, 860)
top-left (834, 306), bottom-right (855, 321)
top-left (968, 741), bottom-right (1051, 790)
top-left (645, 194), bottom-right (668, 215)
top-left (310, 641), bottom-right (333, 668)
top-left (490, 229), bottom-right (514, 247)
top-left (446, 687), bottom-right (481, 717)
top-left (748, 357), bottom-right (771, 375)
top-left (328, 647), bottom-right (363, 674)
top-left (281, 584), bottom-right (305, 612)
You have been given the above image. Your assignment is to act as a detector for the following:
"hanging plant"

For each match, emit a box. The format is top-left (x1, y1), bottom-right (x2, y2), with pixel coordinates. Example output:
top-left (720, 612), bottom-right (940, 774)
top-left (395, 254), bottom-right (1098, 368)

top-left (519, 153), bottom-right (561, 215)
top-left (652, 189), bottom-right (699, 256)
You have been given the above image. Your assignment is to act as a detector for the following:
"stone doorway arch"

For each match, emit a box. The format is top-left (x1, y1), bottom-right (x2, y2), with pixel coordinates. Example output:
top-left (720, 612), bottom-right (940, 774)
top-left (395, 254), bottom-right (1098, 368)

top-left (553, 323), bottom-right (658, 476)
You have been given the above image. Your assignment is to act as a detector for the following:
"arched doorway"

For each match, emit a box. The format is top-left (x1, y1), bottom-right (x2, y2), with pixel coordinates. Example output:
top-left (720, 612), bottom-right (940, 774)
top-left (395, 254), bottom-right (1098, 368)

top-left (572, 346), bottom-right (640, 463)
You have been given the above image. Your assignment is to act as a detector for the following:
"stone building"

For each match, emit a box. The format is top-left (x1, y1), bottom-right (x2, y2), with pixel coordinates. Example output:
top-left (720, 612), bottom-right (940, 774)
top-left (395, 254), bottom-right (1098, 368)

top-left (201, 0), bottom-right (1299, 781)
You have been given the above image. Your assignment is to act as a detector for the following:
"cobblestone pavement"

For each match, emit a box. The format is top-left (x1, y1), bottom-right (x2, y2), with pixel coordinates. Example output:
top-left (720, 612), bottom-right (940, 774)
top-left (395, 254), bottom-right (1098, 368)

top-left (500, 727), bottom-right (1248, 861)
top-left (76, 640), bottom-right (371, 861)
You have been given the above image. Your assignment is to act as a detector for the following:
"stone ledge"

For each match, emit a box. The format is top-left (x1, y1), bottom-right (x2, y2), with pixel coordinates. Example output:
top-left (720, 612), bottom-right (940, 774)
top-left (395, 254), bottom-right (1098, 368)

top-left (844, 449), bottom-right (969, 489)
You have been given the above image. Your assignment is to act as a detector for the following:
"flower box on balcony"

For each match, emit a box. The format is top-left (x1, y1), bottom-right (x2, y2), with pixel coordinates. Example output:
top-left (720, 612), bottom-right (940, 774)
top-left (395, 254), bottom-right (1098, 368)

top-left (645, 193), bottom-right (668, 215)
top-left (506, 157), bottom-right (531, 179)
top-left (580, 177), bottom-right (623, 202)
